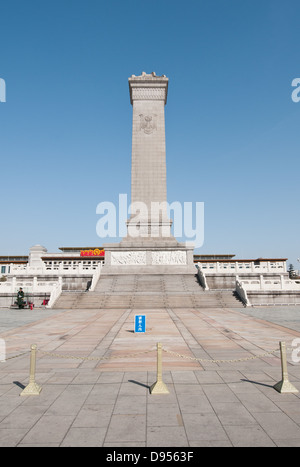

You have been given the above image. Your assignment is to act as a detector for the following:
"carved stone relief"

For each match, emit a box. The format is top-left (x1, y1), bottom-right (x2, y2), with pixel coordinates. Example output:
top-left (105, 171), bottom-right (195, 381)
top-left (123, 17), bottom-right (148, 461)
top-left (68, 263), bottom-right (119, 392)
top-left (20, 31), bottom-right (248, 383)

top-left (151, 251), bottom-right (187, 265)
top-left (111, 251), bottom-right (147, 265)
top-left (139, 114), bottom-right (157, 134)
top-left (132, 87), bottom-right (166, 101)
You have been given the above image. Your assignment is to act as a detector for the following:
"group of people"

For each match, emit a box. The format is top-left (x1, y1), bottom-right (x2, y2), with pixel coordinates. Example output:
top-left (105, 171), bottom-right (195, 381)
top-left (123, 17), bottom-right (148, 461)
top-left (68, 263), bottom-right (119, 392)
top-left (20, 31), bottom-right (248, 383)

top-left (15, 289), bottom-right (46, 309)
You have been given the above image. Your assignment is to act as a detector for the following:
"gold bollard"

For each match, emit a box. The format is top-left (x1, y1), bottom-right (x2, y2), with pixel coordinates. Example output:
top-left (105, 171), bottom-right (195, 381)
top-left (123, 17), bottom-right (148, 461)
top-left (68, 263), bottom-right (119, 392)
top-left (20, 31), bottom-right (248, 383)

top-left (274, 341), bottom-right (299, 394)
top-left (20, 344), bottom-right (42, 396)
top-left (150, 343), bottom-right (169, 395)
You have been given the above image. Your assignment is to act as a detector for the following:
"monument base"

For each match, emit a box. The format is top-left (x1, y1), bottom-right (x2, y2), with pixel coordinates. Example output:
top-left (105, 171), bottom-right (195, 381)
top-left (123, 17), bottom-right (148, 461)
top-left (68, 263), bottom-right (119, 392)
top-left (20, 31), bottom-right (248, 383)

top-left (102, 241), bottom-right (195, 275)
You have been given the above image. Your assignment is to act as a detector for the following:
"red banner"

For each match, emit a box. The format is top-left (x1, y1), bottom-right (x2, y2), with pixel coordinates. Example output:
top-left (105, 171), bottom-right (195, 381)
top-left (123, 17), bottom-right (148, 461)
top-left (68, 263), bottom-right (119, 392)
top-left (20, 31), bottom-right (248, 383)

top-left (80, 249), bottom-right (105, 257)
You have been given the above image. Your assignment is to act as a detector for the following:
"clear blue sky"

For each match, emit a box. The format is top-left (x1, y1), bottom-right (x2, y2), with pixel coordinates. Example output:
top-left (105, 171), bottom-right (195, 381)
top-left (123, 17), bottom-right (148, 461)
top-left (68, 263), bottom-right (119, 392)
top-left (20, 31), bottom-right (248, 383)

top-left (0, 0), bottom-right (299, 268)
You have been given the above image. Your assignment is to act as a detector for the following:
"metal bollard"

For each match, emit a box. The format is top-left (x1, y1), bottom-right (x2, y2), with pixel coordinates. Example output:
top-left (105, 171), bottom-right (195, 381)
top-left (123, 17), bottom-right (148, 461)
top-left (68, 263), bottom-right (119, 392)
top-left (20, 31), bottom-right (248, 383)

top-left (20, 344), bottom-right (42, 396)
top-left (274, 341), bottom-right (299, 394)
top-left (150, 343), bottom-right (169, 395)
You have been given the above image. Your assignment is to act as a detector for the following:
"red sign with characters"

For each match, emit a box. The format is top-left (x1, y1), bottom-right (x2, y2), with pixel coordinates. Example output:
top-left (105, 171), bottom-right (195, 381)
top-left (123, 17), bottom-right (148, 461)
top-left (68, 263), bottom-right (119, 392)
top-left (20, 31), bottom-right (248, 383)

top-left (80, 249), bottom-right (105, 257)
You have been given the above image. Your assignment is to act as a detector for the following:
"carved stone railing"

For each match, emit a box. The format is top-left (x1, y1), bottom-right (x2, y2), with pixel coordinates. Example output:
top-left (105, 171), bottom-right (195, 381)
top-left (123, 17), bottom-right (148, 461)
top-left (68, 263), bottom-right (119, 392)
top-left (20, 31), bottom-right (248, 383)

top-left (196, 265), bottom-right (209, 290)
top-left (198, 261), bottom-right (286, 274)
top-left (46, 278), bottom-right (63, 308)
top-left (8, 262), bottom-right (100, 275)
top-left (89, 263), bottom-right (102, 292)
top-left (0, 277), bottom-right (60, 294)
top-left (241, 276), bottom-right (300, 291)
top-left (235, 279), bottom-right (251, 307)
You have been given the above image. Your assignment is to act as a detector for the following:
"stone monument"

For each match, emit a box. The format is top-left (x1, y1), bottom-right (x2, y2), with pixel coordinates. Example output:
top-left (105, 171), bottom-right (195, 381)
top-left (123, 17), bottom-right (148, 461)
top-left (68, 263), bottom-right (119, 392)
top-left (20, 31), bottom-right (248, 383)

top-left (103, 72), bottom-right (194, 273)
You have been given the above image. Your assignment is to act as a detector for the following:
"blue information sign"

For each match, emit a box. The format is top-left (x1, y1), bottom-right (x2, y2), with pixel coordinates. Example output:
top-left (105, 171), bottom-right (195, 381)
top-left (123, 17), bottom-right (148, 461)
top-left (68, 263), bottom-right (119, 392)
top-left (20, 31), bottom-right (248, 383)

top-left (135, 315), bottom-right (146, 333)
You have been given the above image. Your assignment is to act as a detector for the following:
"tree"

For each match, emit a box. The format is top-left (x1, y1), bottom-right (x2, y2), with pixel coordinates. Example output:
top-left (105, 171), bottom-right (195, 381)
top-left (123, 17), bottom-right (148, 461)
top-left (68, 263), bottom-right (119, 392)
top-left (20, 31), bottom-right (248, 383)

top-left (288, 264), bottom-right (296, 278)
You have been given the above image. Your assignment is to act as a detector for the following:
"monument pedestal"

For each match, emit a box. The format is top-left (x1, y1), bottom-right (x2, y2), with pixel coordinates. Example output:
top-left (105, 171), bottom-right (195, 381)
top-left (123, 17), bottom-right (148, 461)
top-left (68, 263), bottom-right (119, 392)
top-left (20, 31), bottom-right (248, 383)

top-left (102, 241), bottom-right (195, 275)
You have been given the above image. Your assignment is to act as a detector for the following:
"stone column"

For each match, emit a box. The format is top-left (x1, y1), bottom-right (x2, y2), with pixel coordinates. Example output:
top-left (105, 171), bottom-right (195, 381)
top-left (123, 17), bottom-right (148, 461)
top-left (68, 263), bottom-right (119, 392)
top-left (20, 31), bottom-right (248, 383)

top-left (125, 72), bottom-right (173, 242)
top-left (28, 245), bottom-right (47, 271)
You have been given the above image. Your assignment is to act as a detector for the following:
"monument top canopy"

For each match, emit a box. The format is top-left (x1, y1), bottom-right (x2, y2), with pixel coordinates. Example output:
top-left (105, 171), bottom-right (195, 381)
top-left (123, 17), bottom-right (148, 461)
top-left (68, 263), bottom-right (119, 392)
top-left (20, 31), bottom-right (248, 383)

top-left (129, 71), bottom-right (168, 79)
top-left (128, 72), bottom-right (169, 105)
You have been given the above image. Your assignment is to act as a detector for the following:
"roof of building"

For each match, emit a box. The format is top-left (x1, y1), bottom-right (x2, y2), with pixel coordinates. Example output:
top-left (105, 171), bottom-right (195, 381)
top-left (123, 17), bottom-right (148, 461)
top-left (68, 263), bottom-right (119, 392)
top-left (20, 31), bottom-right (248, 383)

top-left (194, 258), bottom-right (288, 263)
top-left (59, 247), bottom-right (103, 252)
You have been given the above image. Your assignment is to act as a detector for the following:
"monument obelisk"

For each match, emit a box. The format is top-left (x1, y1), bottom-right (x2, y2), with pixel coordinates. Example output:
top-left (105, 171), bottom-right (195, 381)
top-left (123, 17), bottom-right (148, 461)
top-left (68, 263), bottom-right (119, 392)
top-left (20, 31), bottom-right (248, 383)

top-left (103, 72), bottom-right (194, 272)
top-left (127, 71), bottom-right (172, 240)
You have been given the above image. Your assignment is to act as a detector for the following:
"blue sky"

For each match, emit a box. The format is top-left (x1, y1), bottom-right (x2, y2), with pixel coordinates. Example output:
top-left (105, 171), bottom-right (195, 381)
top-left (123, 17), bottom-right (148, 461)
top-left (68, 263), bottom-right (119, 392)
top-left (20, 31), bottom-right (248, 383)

top-left (0, 0), bottom-right (299, 268)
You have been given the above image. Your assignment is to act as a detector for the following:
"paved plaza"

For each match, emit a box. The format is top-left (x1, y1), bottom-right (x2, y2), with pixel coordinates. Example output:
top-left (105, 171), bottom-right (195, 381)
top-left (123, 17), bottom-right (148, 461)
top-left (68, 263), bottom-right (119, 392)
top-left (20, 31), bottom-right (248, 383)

top-left (1, 304), bottom-right (300, 447)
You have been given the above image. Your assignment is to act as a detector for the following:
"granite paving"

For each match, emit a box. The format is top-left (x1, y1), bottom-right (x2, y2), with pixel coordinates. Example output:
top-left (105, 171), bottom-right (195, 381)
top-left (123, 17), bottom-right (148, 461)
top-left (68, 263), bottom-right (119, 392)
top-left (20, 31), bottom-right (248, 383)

top-left (1, 305), bottom-right (300, 447)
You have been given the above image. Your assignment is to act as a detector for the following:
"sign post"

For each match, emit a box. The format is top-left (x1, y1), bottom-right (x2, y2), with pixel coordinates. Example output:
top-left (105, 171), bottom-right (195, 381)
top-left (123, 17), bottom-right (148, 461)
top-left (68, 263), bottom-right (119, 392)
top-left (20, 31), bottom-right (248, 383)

top-left (135, 315), bottom-right (146, 333)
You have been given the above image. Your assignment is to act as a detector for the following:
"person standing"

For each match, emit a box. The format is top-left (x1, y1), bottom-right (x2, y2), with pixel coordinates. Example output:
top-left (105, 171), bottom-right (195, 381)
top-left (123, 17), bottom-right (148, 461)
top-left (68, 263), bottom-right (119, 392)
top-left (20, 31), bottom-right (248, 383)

top-left (17, 288), bottom-right (25, 309)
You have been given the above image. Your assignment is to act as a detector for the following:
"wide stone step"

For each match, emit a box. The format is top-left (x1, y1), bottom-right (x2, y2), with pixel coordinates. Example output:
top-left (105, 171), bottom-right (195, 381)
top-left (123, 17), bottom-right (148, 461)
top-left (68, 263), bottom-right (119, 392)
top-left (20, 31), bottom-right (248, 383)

top-left (53, 274), bottom-right (243, 309)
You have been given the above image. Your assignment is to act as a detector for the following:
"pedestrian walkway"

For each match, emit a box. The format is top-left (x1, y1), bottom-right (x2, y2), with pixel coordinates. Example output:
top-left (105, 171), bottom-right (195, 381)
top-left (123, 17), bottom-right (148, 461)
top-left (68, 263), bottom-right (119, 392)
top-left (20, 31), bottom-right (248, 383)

top-left (1, 305), bottom-right (300, 447)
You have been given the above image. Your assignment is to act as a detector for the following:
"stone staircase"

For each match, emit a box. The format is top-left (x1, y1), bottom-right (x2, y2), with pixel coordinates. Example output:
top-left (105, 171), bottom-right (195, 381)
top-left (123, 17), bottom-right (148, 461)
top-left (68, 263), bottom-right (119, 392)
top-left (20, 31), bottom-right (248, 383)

top-left (53, 274), bottom-right (243, 309)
